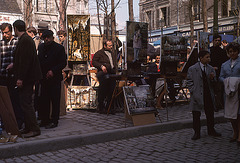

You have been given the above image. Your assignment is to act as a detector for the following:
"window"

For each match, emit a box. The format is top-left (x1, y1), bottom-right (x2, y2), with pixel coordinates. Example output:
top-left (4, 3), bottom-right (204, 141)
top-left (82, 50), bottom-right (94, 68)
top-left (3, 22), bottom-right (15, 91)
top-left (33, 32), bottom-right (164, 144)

top-left (230, 0), bottom-right (239, 16)
top-left (222, 0), bottom-right (228, 17)
top-left (194, 0), bottom-right (200, 20)
top-left (36, 0), bottom-right (55, 13)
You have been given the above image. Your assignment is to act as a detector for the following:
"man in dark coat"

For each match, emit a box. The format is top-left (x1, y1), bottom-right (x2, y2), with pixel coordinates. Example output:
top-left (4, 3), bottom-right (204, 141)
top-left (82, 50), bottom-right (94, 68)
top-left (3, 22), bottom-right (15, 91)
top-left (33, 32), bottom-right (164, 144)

top-left (13, 20), bottom-right (42, 138)
top-left (38, 30), bottom-right (67, 128)
top-left (92, 40), bottom-right (117, 114)
top-left (209, 34), bottom-right (229, 110)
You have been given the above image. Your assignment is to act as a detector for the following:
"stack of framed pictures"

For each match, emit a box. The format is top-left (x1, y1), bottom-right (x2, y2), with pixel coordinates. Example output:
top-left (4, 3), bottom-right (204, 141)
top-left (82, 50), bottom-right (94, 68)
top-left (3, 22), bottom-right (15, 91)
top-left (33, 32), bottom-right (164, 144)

top-left (67, 86), bottom-right (97, 110)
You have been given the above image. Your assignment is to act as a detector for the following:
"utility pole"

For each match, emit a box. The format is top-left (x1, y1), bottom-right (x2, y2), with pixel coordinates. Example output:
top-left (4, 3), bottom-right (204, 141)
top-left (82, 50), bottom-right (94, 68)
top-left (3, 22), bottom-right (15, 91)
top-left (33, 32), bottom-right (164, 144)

top-left (128, 0), bottom-right (134, 21)
top-left (213, 0), bottom-right (218, 35)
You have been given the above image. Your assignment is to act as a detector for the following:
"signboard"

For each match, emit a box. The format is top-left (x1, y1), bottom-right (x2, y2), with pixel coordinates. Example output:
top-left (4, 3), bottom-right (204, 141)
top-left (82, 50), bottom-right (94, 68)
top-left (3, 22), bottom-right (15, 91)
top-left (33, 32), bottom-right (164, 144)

top-left (67, 15), bottom-right (90, 62)
top-left (0, 14), bottom-right (21, 24)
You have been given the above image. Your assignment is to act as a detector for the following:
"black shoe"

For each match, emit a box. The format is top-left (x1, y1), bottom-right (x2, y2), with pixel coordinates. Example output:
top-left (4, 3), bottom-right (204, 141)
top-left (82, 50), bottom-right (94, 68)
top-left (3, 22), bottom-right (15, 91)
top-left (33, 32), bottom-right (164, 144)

top-left (45, 123), bottom-right (58, 129)
top-left (20, 128), bottom-right (29, 134)
top-left (22, 131), bottom-right (41, 138)
top-left (108, 110), bottom-right (116, 115)
top-left (237, 141), bottom-right (240, 146)
top-left (39, 122), bottom-right (49, 127)
top-left (191, 133), bottom-right (200, 140)
top-left (208, 131), bottom-right (221, 137)
top-left (229, 138), bottom-right (237, 142)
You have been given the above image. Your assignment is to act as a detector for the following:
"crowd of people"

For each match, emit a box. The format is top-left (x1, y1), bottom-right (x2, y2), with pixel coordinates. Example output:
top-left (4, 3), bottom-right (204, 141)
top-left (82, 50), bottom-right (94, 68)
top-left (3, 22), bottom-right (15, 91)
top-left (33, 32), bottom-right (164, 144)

top-left (0, 20), bottom-right (67, 138)
top-left (144, 34), bottom-right (240, 145)
top-left (1, 18), bottom-right (240, 145)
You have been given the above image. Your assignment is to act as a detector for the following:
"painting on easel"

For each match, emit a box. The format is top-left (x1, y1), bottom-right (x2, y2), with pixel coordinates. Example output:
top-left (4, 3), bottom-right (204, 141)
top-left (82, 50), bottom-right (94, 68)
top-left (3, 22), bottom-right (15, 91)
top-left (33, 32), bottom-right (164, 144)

top-left (67, 15), bottom-right (90, 62)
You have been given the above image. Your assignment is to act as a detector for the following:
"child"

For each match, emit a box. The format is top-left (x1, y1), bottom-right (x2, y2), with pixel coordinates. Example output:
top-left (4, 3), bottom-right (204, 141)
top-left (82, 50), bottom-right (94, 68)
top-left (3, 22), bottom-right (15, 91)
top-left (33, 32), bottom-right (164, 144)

top-left (187, 50), bottom-right (221, 140)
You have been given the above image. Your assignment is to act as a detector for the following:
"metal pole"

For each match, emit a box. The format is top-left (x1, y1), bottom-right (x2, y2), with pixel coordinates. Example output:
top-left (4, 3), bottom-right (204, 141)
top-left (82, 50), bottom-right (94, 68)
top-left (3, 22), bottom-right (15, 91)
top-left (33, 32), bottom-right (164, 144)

top-left (159, 19), bottom-right (163, 68)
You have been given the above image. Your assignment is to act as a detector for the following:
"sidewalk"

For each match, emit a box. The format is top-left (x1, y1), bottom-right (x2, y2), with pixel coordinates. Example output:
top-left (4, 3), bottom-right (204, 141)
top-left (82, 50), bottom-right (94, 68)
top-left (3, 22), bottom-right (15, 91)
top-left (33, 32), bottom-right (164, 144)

top-left (0, 103), bottom-right (226, 159)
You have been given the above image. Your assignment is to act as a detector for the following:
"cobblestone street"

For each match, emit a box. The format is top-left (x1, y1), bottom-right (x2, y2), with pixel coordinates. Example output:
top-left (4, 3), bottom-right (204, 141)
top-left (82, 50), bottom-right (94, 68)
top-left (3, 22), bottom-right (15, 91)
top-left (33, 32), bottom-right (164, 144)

top-left (1, 122), bottom-right (239, 163)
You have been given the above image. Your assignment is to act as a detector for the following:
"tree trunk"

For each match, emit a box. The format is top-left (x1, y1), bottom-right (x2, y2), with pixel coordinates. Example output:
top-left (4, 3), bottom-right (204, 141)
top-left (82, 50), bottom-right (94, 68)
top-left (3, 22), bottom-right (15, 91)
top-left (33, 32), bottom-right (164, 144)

top-left (202, 0), bottom-right (208, 32)
top-left (25, 0), bottom-right (33, 27)
top-left (213, 0), bottom-right (218, 35)
top-left (128, 0), bottom-right (134, 21)
top-left (237, 10), bottom-right (240, 37)
top-left (189, 0), bottom-right (194, 47)
top-left (111, 0), bottom-right (117, 72)
top-left (59, 0), bottom-right (67, 31)
top-left (96, 0), bottom-right (102, 36)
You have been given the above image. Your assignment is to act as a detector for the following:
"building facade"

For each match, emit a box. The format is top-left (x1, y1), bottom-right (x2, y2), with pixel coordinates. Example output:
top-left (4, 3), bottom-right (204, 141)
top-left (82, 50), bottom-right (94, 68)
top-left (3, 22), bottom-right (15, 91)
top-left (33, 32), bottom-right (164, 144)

top-left (139, 0), bottom-right (240, 42)
top-left (0, 0), bottom-right (22, 39)
top-left (15, 0), bottom-right (89, 33)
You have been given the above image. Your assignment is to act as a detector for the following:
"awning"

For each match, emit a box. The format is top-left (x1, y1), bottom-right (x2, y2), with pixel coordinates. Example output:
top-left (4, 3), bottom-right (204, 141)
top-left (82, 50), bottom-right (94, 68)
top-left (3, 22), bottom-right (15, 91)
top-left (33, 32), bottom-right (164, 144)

top-left (153, 39), bottom-right (161, 46)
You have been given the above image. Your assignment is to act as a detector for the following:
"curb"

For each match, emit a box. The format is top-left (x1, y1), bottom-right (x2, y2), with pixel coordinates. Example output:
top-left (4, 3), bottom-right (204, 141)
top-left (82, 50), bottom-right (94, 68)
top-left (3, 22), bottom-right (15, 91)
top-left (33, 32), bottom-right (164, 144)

top-left (0, 114), bottom-right (227, 159)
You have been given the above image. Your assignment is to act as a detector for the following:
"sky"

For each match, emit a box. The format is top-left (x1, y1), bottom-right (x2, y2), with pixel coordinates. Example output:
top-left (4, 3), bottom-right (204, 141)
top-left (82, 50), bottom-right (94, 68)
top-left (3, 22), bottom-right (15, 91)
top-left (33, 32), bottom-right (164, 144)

top-left (89, 0), bottom-right (139, 30)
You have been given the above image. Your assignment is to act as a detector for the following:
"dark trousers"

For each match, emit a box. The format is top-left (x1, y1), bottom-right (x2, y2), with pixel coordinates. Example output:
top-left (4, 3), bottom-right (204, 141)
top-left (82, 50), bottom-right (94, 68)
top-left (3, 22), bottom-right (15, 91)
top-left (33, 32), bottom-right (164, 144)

top-left (19, 83), bottom-right (40, 132)
top-left (192, 105), bottom-right (215, 135)
top-left (39, 80), bottom-right (61, 124)
top-left (98, 77), bottom-right (116, 112)
top-left (0, 77), bottom-right (24, 129)
top-left (213, 81), bottom-right (224, 110)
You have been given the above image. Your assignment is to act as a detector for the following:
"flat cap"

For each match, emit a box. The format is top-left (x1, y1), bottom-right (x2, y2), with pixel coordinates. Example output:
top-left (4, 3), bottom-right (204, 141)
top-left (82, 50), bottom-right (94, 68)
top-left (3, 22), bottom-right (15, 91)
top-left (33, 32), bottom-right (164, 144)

top-left (38, 21), bottom-right (48, 30)
top-left (42, 30), bottom-right (53, 39)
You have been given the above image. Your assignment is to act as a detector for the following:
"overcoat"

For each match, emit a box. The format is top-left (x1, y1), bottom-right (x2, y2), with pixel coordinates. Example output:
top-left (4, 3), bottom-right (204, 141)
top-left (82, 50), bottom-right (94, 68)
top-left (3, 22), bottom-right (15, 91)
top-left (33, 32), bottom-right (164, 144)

top-left (219, 56), bottom-right (240, 82)
top-left (187, 62), bottom-right (216, 111)
top-left (13, 33), bottom-right (42, 84)
top-left (92, 48), bottom-right (117, 81)
top-left (219, 56), bottom-right (240, 119)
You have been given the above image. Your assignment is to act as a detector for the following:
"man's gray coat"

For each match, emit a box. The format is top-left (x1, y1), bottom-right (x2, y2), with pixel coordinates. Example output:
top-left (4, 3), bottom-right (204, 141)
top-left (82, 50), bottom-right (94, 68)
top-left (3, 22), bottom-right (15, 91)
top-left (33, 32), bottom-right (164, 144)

top-left (187, 62), bottom-right (216, 111)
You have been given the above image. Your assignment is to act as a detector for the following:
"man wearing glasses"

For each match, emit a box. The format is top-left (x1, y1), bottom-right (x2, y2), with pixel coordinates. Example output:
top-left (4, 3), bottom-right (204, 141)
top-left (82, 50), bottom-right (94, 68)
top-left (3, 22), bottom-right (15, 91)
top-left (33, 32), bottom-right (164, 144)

top-left (92, 40), bottom-right (117, 114)
top-left (209, 34), bottom-right (229, 111)
top-left (0, 23), bottom-right (24, 129)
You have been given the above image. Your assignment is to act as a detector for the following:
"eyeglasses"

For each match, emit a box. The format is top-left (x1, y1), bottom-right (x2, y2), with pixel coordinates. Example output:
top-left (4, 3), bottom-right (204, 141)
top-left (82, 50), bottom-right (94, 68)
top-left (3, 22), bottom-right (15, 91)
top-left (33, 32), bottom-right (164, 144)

top-left (2, 30), bottom-right (10, 34)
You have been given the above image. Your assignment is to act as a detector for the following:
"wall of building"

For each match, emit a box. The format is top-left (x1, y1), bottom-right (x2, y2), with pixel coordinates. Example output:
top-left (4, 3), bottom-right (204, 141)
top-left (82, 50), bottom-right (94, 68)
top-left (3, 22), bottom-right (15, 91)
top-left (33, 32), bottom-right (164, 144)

top-left (15, 0), bottom-right (89, 33)
top-left (140, 0), bottom-right (239, 42)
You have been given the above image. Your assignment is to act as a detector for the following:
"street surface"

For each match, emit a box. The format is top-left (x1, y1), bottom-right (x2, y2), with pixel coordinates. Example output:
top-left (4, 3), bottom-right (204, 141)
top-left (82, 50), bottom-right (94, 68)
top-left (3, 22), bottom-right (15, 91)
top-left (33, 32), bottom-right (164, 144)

top-left (1, 122), bottom-right (239, 163)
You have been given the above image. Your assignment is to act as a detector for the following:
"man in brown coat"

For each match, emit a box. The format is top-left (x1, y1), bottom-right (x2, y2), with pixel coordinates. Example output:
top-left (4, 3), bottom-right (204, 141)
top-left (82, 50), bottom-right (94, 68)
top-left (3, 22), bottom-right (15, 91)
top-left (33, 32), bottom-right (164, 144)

top-left (13, 20), bottom-right (42, 138)
top-left (92, 40), bottom-right (117, 114)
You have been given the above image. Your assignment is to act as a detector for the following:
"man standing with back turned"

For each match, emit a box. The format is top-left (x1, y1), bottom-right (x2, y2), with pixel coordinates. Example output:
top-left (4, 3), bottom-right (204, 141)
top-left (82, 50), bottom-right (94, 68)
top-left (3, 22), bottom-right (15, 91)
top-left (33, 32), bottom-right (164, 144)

top-left (13, 20), bottom-right (42, 138)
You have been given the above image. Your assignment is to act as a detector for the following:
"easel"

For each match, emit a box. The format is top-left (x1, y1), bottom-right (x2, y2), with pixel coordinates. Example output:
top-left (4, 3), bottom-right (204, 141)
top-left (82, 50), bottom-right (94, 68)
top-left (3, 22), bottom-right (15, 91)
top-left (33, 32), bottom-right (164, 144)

top-left (107, 75), bottom-right (127, 115)
top-left (155, 73), bottom-right (189, 120)
top-left (0, 86), bottom-right (21, 136)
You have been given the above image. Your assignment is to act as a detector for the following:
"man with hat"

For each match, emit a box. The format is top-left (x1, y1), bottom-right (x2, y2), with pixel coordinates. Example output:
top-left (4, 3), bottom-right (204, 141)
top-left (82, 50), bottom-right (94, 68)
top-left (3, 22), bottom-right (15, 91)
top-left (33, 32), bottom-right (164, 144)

top-left (38, 30), bottom-right (67, 129)
top-left (37, 21), bottom-right (48, 39)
